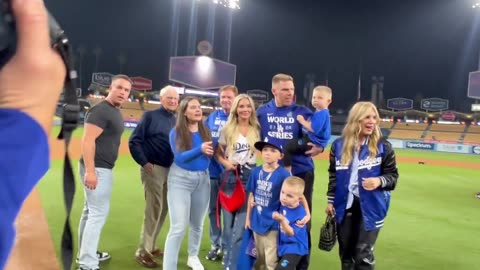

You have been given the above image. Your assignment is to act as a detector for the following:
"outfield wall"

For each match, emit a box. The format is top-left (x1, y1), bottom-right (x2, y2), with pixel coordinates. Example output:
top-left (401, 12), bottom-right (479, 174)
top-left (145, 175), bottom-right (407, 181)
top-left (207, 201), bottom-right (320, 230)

top-left (388, 139), bottom-right (480, 155)
top-left (326, 136), bottom-right (480, 155)
top-left (66, 121), bottom-right (480, 156)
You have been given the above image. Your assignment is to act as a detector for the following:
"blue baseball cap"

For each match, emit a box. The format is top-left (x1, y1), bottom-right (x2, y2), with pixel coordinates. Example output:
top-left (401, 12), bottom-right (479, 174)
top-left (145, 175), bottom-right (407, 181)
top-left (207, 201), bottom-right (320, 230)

top-left (254, 139), bottom-right (283, 153)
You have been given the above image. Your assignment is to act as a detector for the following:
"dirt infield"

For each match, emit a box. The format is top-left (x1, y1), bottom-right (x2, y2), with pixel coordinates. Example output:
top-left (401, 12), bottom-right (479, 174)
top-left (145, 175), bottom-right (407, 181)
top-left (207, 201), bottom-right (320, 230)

top-left (6, 190), bottom-right (60, 270)
top-left (49, 137), bottom-right (480, 170)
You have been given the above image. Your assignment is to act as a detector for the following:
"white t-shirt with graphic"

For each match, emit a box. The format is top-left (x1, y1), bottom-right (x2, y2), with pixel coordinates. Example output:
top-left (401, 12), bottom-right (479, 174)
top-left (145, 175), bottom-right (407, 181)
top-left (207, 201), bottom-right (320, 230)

top-left (218, 129), bottom-right (256, 165)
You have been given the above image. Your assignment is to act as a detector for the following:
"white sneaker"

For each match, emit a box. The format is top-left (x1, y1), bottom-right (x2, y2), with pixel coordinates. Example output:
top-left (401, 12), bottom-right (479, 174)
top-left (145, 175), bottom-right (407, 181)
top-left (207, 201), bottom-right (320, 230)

top-left (187, 256), bottom-right (205, 270)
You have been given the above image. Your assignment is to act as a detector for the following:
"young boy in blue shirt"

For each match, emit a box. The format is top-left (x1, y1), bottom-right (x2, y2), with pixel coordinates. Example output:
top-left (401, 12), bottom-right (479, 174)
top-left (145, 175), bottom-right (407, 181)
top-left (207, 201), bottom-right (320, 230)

top-left (273, 176), bottom-right (309, 270)
top-left (246, 140), bottom-right (310, 270)
top-left (284, 86), bottom-right (332, 172)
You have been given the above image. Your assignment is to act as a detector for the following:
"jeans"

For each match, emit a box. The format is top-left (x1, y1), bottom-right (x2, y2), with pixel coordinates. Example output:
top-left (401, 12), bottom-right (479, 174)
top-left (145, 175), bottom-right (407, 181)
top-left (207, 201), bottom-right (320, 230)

top-left (77, 162), bottom-right (113, 270)
top-left (208, 176), bottom-right (226, 249)
top-left (222, 166), bottom-right (251, 270)
top-left (162, 164), bottom-right (210, 270)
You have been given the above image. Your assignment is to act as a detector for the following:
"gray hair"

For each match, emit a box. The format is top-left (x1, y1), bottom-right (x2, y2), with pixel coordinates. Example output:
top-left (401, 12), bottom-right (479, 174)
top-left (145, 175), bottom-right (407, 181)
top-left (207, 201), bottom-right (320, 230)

top-left (159, 85), bottom-right (179, 98)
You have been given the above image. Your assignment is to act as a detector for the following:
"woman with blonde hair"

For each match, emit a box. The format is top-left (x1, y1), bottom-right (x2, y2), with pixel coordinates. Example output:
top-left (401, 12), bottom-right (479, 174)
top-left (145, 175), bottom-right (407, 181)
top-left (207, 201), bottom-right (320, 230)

top-left (215, 94), bottom-right (260, 270)
top-left (163, 97), bottom-right (213, 270)
top-left (325, 101), bottom-right (399, 270)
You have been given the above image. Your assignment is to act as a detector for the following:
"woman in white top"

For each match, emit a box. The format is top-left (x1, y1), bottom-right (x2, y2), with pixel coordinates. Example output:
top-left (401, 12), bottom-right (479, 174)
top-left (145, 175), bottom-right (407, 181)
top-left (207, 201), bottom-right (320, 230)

top-left (216, 94), bottom-right (260, 270)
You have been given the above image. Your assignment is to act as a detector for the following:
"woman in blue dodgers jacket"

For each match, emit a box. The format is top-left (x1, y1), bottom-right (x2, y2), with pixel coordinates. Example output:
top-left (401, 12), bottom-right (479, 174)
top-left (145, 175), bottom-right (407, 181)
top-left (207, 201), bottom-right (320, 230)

top-left (325, 101), bottom-right (399, 270)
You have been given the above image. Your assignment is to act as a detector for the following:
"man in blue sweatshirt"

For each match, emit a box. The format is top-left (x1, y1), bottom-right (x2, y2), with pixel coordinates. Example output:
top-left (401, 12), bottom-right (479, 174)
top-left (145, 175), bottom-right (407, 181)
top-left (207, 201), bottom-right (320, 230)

top-left (204, 85), bottom-right (237, 262)
top-left (257, 73), bottom-right (323, 270)
top-left (129, 85), bottom-right (179, 268)
top-left (0, 0), bottom-right (67, 268)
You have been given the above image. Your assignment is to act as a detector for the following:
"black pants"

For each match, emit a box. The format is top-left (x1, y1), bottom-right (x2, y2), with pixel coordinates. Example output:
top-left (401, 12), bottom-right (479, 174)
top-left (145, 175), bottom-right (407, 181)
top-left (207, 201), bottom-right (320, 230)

top-left (275, 254), bottom-right (308, 270)
top-left (337, 197), bottom-right (380, 270)
top-left (293, 170), bottom-right (314, 270)
top-left (284, 135), bottom-right (312, 167)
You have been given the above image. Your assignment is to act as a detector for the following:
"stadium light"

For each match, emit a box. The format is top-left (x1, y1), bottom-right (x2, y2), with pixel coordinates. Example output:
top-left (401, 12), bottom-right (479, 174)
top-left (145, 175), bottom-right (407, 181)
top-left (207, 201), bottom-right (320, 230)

top-left (473, 2), bottom-right (480, 8)
top-left (197, 0), bottom-right (240, 9)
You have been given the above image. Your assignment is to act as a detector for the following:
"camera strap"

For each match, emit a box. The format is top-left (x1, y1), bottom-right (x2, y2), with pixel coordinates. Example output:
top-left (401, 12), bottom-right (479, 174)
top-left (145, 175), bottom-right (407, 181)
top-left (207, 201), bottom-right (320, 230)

top-left (54, 32), bottom-right (79, 270)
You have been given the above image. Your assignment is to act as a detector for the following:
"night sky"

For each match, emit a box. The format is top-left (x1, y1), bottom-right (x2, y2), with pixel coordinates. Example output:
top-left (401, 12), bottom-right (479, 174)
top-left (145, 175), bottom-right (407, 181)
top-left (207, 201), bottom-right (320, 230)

top-left (46, 0), bottom-right (480, 112)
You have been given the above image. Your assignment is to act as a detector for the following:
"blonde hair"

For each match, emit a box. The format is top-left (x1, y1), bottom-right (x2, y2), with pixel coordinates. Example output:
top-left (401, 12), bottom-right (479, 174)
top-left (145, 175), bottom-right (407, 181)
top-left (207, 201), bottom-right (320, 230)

top-left (222, 94), bottom-right (260, 155)
top-left (313, 85), bottom-right (332, 100)
top-left (272, 73), bottom-right (293, 87)
top-left (340, 102), bottom-right (381, 166)
top-left (218, 85), bottom-right (239, 96)
top-left (283, 176), bottom-right (305, 196)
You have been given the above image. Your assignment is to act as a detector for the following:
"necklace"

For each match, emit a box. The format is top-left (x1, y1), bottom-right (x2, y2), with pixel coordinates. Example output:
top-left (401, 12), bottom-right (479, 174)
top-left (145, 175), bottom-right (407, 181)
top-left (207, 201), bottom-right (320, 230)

top-left (259, 169), bottom-right (273, 182)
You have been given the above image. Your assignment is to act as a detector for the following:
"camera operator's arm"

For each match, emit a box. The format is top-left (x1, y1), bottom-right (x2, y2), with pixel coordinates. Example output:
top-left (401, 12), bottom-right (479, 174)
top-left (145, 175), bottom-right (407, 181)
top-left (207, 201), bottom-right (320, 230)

top-left (0, 0), bottom-right (66, 269)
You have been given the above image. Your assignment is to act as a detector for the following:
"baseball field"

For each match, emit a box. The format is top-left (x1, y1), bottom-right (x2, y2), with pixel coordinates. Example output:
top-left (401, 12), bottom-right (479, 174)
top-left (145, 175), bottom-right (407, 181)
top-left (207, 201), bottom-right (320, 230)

top-left (23, 127), bottom-right (480, 269)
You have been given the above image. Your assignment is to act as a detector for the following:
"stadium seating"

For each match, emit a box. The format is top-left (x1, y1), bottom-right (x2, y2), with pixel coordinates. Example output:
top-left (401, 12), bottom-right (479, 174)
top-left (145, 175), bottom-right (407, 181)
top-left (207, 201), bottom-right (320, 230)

top-left (463, 133), bottom-right (480, 144)
top-left (121, 108), bottom-right (144, 120)
top-left (424, 131), bottom-right (462, 142)
top-left (394, 122), bottom-right (428, 131)
top-left (379, 122), bottom-right (393, 129)
top-left (429, 124), bottom-right (465, 132)
top-left (468, 125), bottom-right (480, 133)
top-left (388, 129), bottom-right (423, 140)
top-left (143, 103), bottom-right (159, 111)
top-left (121, 102), bottom-right (141, 110)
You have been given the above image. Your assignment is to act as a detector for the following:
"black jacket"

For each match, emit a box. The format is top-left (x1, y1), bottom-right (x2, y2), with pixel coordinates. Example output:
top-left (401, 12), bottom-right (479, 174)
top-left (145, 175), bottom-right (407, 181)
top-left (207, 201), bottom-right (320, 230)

top-left (129, 106), bottom-right (176, 167)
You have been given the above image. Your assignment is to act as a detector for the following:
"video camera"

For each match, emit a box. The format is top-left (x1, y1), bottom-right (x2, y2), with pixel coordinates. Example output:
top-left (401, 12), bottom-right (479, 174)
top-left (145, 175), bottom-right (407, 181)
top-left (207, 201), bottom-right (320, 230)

top-left (0, 1), bottom-right (78, 269)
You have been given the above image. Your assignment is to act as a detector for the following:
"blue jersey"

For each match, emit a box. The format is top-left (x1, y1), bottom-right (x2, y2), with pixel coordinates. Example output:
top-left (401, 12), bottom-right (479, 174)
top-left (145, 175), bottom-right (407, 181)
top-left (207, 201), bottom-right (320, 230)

top-left (204, 110), bottom-right (229, 178)
top-left (277, 205), bottom-right (309, 256)
top-left (257, 100), bottom-right (314, 175)
top-left (247, 165), bottom-right (290, 234)
top-left (306, 109), bottom-right (331, 148)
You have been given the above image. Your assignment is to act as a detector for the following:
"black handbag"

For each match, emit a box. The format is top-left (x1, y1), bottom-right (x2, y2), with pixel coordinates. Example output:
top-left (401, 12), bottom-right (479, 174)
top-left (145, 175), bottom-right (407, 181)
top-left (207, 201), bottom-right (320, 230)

top-left (318, 214), bottom-right (337, 251)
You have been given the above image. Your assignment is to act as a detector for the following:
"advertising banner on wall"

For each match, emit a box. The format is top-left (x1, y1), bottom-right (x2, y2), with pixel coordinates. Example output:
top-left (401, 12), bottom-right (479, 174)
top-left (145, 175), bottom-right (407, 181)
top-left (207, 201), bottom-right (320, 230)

top-left (386, 139), bottom-right (405, 149)
top-left (405, 141), bottom-right (435, 150)
top-left (386, 98), bottom-right (413, 111)
top-left (435, 143), bottom-right (471, 154)
top-left (421, 98), bottom-right (449, 111)
top-left (472, 145), bottom-right (480, 155)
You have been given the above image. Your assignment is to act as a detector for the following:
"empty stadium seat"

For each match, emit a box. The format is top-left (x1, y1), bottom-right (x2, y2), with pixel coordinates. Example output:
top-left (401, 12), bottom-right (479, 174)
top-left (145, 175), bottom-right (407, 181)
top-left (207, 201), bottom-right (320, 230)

top-left (429, 124), bottom-right (465, 132)
top-left (379, 122), bottom-right (393, 129)
top-left (121, 102), bottom-right (141, 110)
top-left (468, 125), bottom-right (480, 133)
top-left (388, 129), bottom-right (423, 140)
top-left (463, 133), bottom-right (480, 143)
top-left (424, 131), bottom-right (462, 142)
top-left (121, 108), bottom-right (144, 120)
top-left (144, 103), bottom-right (159, 111)
top-left (394, 122), bottom-right (428, 131)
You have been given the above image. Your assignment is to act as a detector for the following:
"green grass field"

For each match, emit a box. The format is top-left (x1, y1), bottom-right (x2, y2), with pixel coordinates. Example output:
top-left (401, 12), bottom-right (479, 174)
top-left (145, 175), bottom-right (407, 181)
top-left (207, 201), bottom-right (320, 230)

top-left (51, 125), bottom-right (134, 139)
top-left (37, 142), bottom-right (480, 270)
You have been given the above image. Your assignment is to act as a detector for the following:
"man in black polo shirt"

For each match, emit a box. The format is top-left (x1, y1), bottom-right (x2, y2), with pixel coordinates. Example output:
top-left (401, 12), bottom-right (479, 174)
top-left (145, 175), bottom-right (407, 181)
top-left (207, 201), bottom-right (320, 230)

top-left (129, 85), bottom-right (179, 268)
top-left (78, 75), bottom-right (132, 270)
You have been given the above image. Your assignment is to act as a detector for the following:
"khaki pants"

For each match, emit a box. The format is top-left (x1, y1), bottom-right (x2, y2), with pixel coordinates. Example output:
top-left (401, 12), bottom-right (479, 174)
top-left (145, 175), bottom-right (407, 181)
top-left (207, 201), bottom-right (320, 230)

top-left (136, 165), bottom-right (169, 255)
top-left (254, 230), bottom-right (279, 270)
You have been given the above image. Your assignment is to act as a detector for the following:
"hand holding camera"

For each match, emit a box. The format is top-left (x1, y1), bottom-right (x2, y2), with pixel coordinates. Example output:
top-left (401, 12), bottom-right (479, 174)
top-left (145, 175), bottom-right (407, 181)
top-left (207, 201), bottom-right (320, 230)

top-left (0, 0), bottom-right (66, 134)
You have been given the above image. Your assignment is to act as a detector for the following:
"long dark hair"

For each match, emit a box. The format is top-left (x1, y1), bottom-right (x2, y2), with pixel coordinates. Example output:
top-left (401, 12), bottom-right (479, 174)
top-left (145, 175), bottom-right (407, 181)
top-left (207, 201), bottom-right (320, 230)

top-left (175, 96), bottom-right (212, 151)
